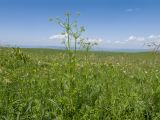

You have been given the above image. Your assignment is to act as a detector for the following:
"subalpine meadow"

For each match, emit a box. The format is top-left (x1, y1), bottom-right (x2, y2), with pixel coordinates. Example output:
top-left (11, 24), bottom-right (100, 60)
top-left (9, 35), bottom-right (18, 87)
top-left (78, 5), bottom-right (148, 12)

top-left (1, 12), bottom-right (160, 120)
top-left (0, 47), bottom-right (160, 119)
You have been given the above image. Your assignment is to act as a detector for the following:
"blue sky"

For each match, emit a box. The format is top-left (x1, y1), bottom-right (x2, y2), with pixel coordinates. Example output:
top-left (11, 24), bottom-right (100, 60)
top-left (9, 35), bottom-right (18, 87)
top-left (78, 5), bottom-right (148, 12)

top-left (0, 0), bottom-right (160, 49)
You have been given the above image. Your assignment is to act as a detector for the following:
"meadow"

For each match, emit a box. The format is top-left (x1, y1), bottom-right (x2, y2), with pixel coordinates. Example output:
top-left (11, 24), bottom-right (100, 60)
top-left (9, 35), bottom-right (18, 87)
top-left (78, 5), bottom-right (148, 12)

top-left (0, 47), bottom-right (160, 120)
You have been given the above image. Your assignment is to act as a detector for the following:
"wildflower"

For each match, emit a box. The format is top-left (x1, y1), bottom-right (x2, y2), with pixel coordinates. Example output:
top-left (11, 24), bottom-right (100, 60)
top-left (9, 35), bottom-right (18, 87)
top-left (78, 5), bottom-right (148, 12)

top-left (130, 75), bottom-right (134, 78)
top-left (116, 62), bottom-right (120, 65)
top-left (89, 38), bottom-right (102, 44)
top-left (84, 38), bottom-right (102, 46)
top-left (123, 70), bottom-right (127, 74)
top-left (3, 78), bottom-right (12, 85)
top-left (38, 61), bottom-right (41, 65)
top-left (144, 71), bottom-right (148, 74)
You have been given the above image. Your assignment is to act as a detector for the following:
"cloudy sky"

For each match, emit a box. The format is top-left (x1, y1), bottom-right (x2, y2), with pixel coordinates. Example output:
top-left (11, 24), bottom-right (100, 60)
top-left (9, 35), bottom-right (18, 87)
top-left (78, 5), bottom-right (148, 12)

top-left (0, 0), bottom-right (160, 49)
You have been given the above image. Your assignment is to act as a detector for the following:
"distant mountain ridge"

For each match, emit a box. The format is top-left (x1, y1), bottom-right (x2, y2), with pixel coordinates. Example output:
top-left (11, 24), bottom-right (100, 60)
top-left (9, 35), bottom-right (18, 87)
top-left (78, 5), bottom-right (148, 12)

top-left (0, 44), bottom-right (151, 52)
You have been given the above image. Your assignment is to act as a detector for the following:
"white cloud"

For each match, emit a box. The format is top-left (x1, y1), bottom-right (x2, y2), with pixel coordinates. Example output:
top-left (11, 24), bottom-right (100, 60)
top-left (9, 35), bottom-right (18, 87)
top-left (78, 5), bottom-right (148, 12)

top-left (88, 38), bottom-right (102, 43)
top-left (49, 33), bottom-right (103, 46)
top-left (114, 40), bottom-right (125, 44)
top-left (104, 40), bottom-right (111, 44)
top-left (137, 37), bottom-right (145, 41)
top-left (126, 35), bottom-right (145, 42)
top-left (114, 41), bottom-right (120, 44)
top-left (146, 34), bottom-right (160, 44)
top-left (83, 38), bottom-right (103, 45)
top-left (126, 8), bottom-right (134, 12)
top-left (125, 8), bottom-right (140, 12)
top-left (48, 34), bottom-right (160, 49)
top-left (148, 35), bottom-right (155, 39)
top-left (125, 34), bottom-right (160, 48)
top-left (147, 34), bottom-right (160, 40)
top-left (101, 34), bottom-right (160, 47)
top-left (128, 35), bottom-right (136, 41)
top-left (49, 33), bottom-right (67, 40)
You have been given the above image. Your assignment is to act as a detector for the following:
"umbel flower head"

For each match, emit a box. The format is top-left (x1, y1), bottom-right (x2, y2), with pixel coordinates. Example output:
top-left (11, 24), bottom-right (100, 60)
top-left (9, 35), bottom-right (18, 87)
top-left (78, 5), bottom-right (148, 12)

top-left (79, 38), bottom-right (102, 51)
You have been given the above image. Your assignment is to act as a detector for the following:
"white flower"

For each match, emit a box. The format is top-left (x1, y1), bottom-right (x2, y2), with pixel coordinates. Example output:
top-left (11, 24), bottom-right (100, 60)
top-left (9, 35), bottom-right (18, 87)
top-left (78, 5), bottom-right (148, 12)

top-left (116, 62), bottom-right (120, 65)
top-left (144, 71), bottom-right (148, 74)
top-left (82, 38), bottom-right (102, 45)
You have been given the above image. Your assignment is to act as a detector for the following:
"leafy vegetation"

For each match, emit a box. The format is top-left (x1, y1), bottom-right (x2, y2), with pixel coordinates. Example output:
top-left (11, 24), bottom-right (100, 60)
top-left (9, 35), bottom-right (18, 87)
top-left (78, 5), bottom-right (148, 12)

top-left (0, 12), bottom-right (160, 120)
top-left (0, 47), bottom-right (160, 119)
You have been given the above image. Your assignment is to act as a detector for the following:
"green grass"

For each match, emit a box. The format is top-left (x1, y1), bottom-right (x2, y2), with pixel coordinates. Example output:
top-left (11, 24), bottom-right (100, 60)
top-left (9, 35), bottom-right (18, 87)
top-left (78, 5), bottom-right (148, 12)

top-left (0, 47), bottom-right (160, 119)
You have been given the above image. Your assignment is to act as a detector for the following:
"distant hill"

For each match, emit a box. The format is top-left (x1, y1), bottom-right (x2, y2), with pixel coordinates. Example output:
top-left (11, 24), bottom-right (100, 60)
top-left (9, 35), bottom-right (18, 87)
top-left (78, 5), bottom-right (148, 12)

top-left (1, 44), bottom-right (151, 52)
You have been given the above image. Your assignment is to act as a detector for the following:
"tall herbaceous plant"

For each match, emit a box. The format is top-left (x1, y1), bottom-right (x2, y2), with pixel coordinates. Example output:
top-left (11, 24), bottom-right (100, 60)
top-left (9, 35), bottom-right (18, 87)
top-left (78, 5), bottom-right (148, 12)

top-left (49, 12), bottom-right (99, 72)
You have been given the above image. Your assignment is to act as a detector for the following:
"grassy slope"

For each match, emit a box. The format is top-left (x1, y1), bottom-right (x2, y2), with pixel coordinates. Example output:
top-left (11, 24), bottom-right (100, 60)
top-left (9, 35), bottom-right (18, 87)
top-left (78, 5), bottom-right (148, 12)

top-left (0, 48), bottom-right (160, 119)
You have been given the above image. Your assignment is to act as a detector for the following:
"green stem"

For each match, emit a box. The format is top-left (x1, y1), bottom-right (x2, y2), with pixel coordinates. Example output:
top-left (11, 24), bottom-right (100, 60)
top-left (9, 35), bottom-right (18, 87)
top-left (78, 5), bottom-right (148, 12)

top-left (67, 14), bottom-right (72, 66)
top-left (67, 15), bottom-right (70, 52)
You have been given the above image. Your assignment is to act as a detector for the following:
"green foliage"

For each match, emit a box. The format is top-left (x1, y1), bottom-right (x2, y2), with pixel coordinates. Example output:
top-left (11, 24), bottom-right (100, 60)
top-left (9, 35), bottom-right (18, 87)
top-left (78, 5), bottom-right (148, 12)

top-left (11, 47), bottom-right (30, 64)
top-left (49, 12), bottom-right (100, 75)
top-left (0, 48), bottom-right (160, 119)
top-left (49, 12), bottom-right (85, 53)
